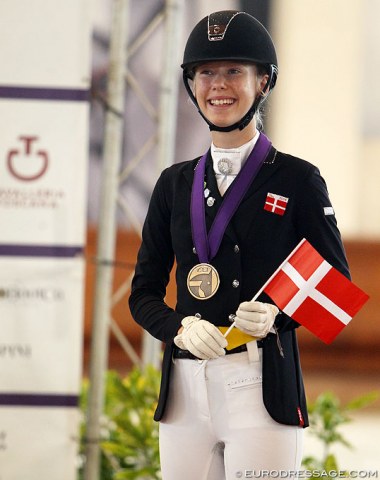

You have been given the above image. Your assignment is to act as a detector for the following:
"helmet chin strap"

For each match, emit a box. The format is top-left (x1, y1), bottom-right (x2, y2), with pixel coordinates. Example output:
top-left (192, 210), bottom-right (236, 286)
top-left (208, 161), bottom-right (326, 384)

top-left (183, 68), bottom-right (274, 133)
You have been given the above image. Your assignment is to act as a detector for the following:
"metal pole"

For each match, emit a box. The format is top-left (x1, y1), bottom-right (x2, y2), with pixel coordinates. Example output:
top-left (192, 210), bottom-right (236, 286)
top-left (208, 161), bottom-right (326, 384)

top-left (83, 0), bottom-right (129, 478)
top-left (158, 0), bottom-right (184, 171)
top-left (141, 0), bottom-right (184, 368)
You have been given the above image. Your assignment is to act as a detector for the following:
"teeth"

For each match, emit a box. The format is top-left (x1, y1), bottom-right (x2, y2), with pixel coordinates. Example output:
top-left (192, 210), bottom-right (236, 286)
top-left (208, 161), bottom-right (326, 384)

top-left (210, 99), bottom-right (234, 105)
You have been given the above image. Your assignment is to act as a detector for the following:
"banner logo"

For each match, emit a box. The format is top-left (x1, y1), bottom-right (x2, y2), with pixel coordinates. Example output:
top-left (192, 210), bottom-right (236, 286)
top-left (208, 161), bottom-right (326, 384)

top-left (7, 135), bottom-right (49, 181)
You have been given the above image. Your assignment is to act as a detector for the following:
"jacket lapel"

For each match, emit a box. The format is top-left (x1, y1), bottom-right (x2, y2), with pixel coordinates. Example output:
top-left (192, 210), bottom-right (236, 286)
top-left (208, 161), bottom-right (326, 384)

top-left (239, 147), bottom-right (280, 203)
top-left (182, 152), bottom-right (222, 224)
top-left (182, 158), bottom-right (197, 189)
top-left (182, 153), bottom-right (239, 245)
top-left (204, 157), bottom-right (239, 245)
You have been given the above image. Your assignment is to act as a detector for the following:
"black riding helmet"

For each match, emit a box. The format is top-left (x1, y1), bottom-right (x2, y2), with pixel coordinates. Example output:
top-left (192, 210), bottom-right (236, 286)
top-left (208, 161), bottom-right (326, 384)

top-left (181, 10), bottom-right (278, 132)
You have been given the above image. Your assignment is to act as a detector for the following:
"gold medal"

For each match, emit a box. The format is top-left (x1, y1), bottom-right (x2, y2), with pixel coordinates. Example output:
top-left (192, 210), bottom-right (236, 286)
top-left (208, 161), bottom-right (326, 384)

top-left (187, 263), bottom-right (220, 300)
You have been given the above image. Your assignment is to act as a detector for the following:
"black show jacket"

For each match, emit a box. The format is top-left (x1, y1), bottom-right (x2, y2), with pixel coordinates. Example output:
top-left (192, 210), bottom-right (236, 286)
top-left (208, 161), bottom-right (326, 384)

top-left (129, 146), bottom-right (350, 426)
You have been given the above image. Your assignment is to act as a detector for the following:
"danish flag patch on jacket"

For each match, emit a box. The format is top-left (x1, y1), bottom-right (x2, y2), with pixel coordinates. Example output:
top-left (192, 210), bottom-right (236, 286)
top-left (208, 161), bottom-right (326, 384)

top-left (264, 192), bottom-right (289, 216)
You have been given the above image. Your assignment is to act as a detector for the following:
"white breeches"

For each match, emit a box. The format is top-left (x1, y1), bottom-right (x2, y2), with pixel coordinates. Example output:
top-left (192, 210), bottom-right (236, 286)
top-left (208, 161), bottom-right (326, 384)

top-left (159, 350), bottom-right (303, 480)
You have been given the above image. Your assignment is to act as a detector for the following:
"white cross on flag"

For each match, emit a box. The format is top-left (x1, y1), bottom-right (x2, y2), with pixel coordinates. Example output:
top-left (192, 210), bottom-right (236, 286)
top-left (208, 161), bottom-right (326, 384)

top-left (263, 239), bottom-right (369, 344)
top-left (264, 192), bottom-right (289, 216)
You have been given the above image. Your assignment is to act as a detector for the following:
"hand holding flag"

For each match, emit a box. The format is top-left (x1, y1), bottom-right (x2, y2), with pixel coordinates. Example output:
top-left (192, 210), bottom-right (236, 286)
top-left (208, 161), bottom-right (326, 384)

top-left (225, 239), bottom-right (369, 344)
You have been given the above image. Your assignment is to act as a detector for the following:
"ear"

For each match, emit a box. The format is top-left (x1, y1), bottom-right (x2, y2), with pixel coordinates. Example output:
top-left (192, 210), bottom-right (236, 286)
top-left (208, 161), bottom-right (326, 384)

top-left (184, 69), bottom-right (197, 96)
top-left (258, 74), bottom-right (270, 97)
top-left (191, 78), bottom-right (197, 98)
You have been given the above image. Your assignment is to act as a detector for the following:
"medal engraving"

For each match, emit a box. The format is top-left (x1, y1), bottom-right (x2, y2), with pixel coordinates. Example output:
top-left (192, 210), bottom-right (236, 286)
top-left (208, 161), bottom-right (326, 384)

top-left (187, 263), bottom-right (220, 300)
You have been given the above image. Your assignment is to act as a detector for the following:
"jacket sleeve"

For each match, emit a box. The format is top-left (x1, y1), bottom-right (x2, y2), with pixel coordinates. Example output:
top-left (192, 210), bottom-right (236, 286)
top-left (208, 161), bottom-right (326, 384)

top-left (128, 169), bottom-right (184, 343)
top-left (294, 164), bottom-right (350, 279)
top-left (273, 162), bottom-right (350, 334)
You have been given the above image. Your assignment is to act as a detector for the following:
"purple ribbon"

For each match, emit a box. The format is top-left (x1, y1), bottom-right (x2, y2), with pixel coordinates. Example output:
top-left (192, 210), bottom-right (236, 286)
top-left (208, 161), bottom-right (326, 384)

top-left (191, 133), bottom-right (272, 263)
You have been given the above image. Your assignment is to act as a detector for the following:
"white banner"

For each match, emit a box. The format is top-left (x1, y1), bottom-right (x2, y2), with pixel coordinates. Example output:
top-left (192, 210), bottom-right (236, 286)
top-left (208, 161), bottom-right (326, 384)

top-left (0, 100), bottom-right (88, 246)
top-left (0, 0), bottom-right (91, 88)
top-left (0, 0), bottom-right (91, 477)
top-left (0, 257), bottom-right (84, 394)
top-left (0, 408), bottom-right (80, 480)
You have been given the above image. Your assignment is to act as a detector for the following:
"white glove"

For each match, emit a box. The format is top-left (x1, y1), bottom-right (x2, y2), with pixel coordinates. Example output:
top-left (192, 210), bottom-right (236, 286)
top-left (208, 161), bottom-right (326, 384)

top-left (174, 316), bottom-right (228, 360)
top-left (234, 301), bottom-right (279, 338)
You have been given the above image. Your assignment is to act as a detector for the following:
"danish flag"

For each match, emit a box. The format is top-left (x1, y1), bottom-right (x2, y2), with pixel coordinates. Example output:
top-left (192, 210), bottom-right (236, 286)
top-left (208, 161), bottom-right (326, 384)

top-left (263, 239), bottom-right (369, 344)
top-left (264, 192), bottom-right (288, 216)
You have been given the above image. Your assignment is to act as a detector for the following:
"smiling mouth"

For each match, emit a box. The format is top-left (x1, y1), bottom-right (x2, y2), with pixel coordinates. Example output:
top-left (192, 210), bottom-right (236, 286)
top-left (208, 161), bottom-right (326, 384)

top-left (209, 98), bottom-right (235, 106)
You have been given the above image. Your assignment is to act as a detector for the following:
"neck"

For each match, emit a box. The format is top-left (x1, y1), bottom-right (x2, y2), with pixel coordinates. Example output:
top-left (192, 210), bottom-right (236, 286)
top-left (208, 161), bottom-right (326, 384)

top-left (211, 120), bottom-right (257, 149)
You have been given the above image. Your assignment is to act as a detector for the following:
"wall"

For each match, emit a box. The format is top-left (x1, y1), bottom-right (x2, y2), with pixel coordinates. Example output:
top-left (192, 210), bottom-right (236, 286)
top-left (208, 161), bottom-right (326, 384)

top-left (269, 0), bottom-right (380, 239)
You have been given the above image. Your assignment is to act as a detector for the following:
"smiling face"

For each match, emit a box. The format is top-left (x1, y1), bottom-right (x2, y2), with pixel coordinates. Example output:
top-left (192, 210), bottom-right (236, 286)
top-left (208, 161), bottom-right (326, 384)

top-left (193, 61), bottom-right (267, 134)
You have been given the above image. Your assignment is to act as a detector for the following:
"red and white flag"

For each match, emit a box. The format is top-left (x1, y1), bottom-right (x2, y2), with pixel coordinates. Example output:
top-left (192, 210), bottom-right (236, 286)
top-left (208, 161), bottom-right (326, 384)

top-left (263, 239), bottom-right (369, 344)
top-left (264, 192), bottom-right (289, 216)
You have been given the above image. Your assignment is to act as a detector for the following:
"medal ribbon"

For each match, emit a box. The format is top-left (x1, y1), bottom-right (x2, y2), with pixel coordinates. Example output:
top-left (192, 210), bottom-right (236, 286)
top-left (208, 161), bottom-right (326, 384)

top-left (191, 133), bottom-right (272, 263)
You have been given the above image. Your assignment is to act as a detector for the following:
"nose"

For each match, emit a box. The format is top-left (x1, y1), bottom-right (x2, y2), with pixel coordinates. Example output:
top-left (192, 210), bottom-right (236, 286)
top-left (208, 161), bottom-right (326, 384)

top-left (211, 72), bottom-right (227, 89)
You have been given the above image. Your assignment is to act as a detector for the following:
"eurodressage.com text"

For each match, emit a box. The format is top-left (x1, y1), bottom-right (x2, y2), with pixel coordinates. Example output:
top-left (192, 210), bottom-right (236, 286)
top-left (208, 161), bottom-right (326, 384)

top-left (236, 470), bottom-right (379, 478)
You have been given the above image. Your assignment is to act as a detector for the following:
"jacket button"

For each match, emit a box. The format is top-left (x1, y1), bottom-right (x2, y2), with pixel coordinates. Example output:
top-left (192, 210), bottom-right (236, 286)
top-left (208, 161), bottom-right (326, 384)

top-left (232, 279), bottom-right (240, 288)
top-left (228, 314), bottom-right (236, 322)
top-left (192, 247), bottom-right (197, 254)
top-left (234, 245), bottom-right (240, 253)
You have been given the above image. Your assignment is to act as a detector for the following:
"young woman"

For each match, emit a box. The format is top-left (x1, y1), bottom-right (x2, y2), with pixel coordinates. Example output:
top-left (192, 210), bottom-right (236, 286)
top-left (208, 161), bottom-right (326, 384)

top-left (129, 10), bottom-right (350, 480)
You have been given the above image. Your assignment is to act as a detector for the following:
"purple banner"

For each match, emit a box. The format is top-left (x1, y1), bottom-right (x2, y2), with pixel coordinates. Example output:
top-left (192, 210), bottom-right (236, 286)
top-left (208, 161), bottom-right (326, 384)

top-left (0, 393), bottom-right (78, 407)
top-left (0, 85), bottom-right (90, 102)
top-left (0, 245), bottom-right (83, 257)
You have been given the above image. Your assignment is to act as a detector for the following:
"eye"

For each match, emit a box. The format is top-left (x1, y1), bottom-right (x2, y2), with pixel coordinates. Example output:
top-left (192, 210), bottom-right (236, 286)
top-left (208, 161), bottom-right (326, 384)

top-left (198, 68), bottom-right (213, 76)
top-left (228, 68), bottom-right (241, 75)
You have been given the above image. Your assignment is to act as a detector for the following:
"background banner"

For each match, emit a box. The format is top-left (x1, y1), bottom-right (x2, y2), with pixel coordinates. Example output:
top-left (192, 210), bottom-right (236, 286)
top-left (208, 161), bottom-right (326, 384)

top-left (0, 0), bottom-right (91, 89)
top-left (0, 408), bottom-right (80, 480)
top-left (0, 101), bottom-right (88, 247)
top-left (0, 257), bottom-right (84, 395)
top-left (0, 0), bottom-right (91, 478)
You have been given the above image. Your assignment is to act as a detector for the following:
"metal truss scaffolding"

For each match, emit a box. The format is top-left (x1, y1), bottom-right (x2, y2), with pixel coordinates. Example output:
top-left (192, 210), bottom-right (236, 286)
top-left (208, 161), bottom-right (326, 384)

top-left (84, 0), bottom-right (184, 478)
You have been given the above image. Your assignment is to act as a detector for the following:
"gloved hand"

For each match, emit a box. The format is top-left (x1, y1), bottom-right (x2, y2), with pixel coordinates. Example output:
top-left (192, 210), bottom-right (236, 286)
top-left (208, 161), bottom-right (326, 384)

top-left (174, 316), bottom-right (228, 360)
top-left (234, 301), bottom-right (279, 338)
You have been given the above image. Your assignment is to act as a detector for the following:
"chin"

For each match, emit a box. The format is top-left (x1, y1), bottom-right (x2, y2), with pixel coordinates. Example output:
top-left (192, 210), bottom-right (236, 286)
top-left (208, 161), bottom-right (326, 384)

top-left (208, 117), bottom-right (238, 128)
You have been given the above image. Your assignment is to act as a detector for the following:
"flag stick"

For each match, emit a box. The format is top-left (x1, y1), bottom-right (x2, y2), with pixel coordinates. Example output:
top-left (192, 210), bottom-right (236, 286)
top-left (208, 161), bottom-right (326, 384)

top-left (223, 238), bottom-right (307, 338)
